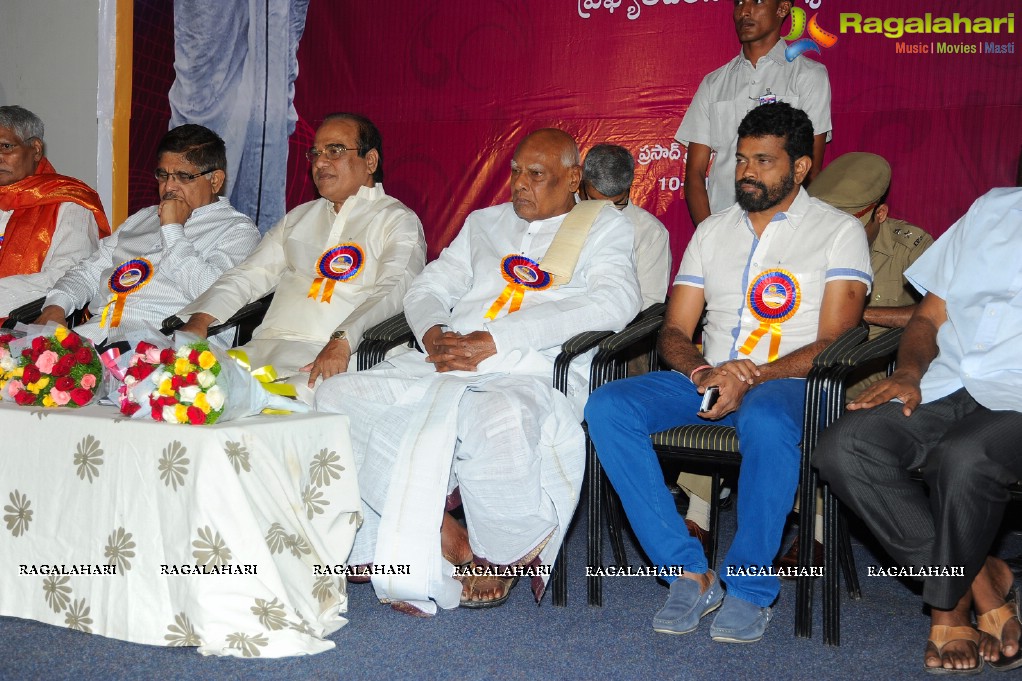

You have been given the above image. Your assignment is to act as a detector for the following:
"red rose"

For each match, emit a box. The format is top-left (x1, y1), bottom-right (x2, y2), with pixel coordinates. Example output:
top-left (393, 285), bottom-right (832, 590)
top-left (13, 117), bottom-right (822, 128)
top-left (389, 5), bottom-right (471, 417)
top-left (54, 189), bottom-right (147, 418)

top-left (187, 406), bottom-right (206, 425)
top-left (22, 365), bottom-right (41, 384)
top-left (136, 341), bottom-right (156, 354)
top-left (50, 360), bottom-right (70, 377)
top-left (160, 349), bottom-right (176, 365)
top-left (171, 375), bottom-right (183, 390)
top-left (74, 347), bottom-right (93, 364)
top-left (15, 391), bottom-right (36, 406)
top-left (55, 376), bottom-right (75, 392)
top-left (157, 396), bottom-right (177, 407)
top-left (188, 349), bottom-right (200, 364)
top-left (0, 333), bottom-right (14, 344)
top-left (186, 372), bottom-right (198, 386)
top-left (151, 406), bottom-right (163, 421)
top-left (60, 332), bottom-right (82, 350)
top-left (31, 336), bottom-right (48, 352)
top-left (121, 401), bottom-right (141, 416)
top-left (69, 388), bottom-right (93, 406)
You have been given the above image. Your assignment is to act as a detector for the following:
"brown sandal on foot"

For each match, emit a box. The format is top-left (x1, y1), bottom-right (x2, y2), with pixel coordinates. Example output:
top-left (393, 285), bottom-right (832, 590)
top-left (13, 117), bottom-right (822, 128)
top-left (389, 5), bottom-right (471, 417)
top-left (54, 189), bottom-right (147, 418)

top-left (978, 584), bottom-right (1022, 672)
top-left (458, 565), bottom-right (519, 609)
top-left (925, 625), bottom-right (984, 675)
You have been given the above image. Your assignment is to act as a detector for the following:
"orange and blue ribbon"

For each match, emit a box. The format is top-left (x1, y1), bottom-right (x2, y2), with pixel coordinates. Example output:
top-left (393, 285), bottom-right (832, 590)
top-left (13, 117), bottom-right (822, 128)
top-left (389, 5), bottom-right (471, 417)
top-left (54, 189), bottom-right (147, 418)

top-left (309, 243), bottom-right (364, 303)
top-left (738, 269), bottom-right (801, 362)
top-left (101, 258), bottom-right (154, 328)
top-left (485, 255), bottom-right (552, 320)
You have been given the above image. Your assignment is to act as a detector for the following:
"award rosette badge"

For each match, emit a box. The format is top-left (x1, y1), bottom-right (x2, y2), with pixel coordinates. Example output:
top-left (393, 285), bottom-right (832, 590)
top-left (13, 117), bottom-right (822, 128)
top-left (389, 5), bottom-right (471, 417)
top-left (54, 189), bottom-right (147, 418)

top-left (101, 258), bottom-right (154, 328)
top-left (485, 254), bottom-right (552, 320)
top-left (309, 243), bottom-right (364, 303)
top-left (739, 269), bottom-right (801, 362)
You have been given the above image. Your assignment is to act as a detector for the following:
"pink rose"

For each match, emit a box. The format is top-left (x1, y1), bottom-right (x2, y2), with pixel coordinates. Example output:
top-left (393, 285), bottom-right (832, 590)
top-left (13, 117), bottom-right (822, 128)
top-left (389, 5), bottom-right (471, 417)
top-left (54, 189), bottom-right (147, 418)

top-left (80, 374), bottom-right (97, 390)
top-left (49, 389), bottom-right (71, 406)
top-left (144, 347), bottom-right (163, 364)
top-left (6, 379), bottom-right (25, 397)
top-left (35, 350), bottom-right (59, 374)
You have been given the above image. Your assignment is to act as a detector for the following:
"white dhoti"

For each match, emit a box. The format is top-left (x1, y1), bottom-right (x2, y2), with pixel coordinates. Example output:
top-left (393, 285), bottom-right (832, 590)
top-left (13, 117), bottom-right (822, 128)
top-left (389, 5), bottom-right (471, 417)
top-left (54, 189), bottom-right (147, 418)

top-left (315, 359), bottom-right (585, 615)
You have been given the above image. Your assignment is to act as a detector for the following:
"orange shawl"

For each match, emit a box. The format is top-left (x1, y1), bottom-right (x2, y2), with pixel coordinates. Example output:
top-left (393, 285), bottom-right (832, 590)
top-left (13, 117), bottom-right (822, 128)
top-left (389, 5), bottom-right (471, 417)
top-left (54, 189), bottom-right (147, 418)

top-left (0, 157), bottom-right (111, 278)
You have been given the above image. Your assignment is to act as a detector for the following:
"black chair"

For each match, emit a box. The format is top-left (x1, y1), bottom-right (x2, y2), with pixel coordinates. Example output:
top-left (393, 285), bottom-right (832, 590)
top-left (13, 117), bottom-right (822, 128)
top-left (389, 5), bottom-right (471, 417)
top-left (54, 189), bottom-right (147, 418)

top-left (161, 293), bottom-right (274, 347)
top-left (584, 320), bottom-right (874, 635)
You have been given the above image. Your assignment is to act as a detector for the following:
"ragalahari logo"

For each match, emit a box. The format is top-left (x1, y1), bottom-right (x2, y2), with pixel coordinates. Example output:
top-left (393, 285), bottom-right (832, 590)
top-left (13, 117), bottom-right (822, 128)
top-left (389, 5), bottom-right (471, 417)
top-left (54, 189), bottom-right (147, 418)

top-left (784, 7), bottom-right (838, 62)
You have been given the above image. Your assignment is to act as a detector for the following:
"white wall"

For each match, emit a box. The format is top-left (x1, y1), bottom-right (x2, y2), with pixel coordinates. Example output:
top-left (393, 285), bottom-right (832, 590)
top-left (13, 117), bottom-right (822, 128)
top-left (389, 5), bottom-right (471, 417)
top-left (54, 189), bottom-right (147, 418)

top-left (0, 0), bottom-right (101, 189)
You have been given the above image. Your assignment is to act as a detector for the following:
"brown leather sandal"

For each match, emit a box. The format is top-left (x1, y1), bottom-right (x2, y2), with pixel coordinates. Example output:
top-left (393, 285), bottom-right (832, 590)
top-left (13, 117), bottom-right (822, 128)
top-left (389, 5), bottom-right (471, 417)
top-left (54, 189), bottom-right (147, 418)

top-left (978, 584), bottom-right (1022, 672)
top-left (924, 625), bottom-right (984, 675)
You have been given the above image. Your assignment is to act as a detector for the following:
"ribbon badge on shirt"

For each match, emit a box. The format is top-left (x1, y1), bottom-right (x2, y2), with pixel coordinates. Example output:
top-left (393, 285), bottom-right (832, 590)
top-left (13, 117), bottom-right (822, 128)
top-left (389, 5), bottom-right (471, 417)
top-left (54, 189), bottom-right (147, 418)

top-left (484, 254), bottom-right (552, 320)
top-left (308, 243), bottom-right (364, 303)
top-left (100, 258), bottom-right (154, 328)
top-left (738, 269), bottom-right (801, 362)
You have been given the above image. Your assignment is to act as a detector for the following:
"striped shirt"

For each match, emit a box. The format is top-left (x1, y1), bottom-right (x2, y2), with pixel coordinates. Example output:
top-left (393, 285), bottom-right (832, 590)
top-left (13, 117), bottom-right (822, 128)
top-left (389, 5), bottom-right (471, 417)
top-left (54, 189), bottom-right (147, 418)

top-left (45, 197), bottom-right (260, 343)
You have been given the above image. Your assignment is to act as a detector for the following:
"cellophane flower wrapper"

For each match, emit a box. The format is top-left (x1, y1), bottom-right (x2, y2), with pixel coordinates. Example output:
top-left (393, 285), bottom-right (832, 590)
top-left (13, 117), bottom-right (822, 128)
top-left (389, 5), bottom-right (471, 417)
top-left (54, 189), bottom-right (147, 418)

top-left (4, 323), bottom-right (103, 408)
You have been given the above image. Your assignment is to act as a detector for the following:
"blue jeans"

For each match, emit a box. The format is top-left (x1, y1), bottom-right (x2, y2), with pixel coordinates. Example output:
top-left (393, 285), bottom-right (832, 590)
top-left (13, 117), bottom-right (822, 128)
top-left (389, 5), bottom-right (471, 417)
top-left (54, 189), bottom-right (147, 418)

top-left (585, 370), bottom-right (806, 607)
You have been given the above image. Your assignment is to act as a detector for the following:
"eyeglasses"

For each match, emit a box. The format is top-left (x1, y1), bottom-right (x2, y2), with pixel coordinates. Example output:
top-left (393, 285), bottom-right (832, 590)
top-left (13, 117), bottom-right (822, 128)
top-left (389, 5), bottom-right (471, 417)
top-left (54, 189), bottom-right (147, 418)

top-left (154, 168), bottom-right (218, 183)
top-left (305, 144), bottom-right (359, 162)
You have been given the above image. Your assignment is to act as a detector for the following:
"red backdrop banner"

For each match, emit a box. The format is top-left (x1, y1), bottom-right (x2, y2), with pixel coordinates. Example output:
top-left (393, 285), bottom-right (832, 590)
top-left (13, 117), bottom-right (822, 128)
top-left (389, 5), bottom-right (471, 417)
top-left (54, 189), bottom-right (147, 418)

top-left (132, 0), bottom-right (1022, 270)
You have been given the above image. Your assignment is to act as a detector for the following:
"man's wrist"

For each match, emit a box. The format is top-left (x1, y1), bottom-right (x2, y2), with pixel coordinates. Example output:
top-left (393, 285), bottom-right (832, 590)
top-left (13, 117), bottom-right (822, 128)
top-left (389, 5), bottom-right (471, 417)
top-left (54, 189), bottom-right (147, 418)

top-left (688, 364), bottom-right (712, 382)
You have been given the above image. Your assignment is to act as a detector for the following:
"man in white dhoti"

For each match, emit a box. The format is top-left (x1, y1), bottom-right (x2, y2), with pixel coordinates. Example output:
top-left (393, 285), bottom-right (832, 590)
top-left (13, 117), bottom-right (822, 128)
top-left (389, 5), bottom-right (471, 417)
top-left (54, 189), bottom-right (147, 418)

top-left (315, 128), bottom-right (642, 614)
top-left (178, 113), bottom-right (426, 402)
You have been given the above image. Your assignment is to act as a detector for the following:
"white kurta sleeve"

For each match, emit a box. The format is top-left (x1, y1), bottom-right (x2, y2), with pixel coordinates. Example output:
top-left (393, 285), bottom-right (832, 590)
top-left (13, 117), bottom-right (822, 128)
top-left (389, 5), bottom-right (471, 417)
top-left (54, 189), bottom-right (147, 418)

top-left (403, 217), bottom-right (477, 348)
top-left (180, 215), bottom-right (291, 324)
top-left (0, 203), bottom-right (100, 316)
top-left (46, 211), bottom-right (134, 315)
top-left (334, 213), bottom-right (425, 350)
top-left (485, 209), bottom-right (642, 354)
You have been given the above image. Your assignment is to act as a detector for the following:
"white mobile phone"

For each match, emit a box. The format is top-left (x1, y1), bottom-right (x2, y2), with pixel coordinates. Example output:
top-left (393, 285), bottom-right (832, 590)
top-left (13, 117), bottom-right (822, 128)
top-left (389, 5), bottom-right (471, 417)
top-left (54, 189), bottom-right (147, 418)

top-left (699, 386), bottom-right (720, 412)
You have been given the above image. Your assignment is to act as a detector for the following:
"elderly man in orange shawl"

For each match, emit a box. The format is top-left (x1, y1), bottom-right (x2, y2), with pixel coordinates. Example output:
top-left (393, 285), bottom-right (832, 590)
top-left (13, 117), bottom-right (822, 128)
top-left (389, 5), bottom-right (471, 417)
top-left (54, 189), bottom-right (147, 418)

top-left (0, 105), bottom-right (110, 318)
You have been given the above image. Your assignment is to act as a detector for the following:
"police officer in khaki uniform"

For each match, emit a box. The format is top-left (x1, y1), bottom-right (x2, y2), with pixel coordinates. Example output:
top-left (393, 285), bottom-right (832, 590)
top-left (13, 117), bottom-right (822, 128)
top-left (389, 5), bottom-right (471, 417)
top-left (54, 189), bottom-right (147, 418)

top-left (771, 151), bottom-right (935, 570)
top-left (809, 152), bottom-right (933, 342)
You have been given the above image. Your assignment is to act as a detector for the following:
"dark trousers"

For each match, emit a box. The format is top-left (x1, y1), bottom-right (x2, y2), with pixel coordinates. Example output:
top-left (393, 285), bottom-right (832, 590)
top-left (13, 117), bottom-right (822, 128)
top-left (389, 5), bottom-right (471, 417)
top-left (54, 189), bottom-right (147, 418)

top-left (815, 388), bottom-right (1022, 610)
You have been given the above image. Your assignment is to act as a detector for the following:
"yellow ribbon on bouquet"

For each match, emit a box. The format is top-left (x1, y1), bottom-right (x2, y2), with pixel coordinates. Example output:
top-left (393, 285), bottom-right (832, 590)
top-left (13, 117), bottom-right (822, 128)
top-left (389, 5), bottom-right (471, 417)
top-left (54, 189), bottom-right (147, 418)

top-left (738, 269), bottom-right (801, 362)
top-left (485, 254), bottom-right (553, 320)
top-left (227, 349), bottom-right (298, 399)
top-left (309, 243), bottom-right (364, 303)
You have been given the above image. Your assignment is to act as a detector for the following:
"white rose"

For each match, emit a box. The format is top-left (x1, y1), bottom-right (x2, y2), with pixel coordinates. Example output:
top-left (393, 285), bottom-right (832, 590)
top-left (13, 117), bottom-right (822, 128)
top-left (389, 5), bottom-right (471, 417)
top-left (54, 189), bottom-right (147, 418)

top-left (176, 346), bottom-right (190, 359)
top-left (206, 385), bottom-right (226, 411)
top-left (178, 385), bottom-right (200, 403)
top-left (0, 355), bottom-right (16, 372)
top-left (162, 405), bottom-right (180, 423)
top-left (197, 370), bottom-right (216, 389)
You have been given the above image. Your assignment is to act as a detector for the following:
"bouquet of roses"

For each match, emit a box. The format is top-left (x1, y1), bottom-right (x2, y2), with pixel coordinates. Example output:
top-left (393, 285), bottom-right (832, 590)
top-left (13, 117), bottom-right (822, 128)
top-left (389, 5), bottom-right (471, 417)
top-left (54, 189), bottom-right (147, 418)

top-left (112, 333), bottom-right (305, 425)
top-left (111, 338), bottom-right (223, 424)
top-left (4, 325), bottom-right (102, 408)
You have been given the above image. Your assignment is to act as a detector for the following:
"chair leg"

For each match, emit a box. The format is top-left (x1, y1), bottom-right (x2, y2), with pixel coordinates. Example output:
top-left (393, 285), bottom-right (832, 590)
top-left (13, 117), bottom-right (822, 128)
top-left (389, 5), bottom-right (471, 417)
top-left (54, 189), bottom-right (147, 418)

top-left (552, 542), bottom-right (567, 606)
top-left (823, 482), bottom-right (840, 645)
top-left (587, 439), bottom-right (603, 606)
top-left (837, 506), bottom-right (861, 600)
top-left (709, 471), bottom-right (721, 569)
top-left (606, 480), bottom-right (628, 566)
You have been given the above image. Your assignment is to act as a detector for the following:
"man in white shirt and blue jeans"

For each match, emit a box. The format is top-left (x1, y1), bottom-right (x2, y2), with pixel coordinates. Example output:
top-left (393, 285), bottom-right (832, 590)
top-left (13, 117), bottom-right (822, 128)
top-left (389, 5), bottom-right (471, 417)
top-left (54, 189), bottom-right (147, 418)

top-left (587, 103), bottom-right (870, 644)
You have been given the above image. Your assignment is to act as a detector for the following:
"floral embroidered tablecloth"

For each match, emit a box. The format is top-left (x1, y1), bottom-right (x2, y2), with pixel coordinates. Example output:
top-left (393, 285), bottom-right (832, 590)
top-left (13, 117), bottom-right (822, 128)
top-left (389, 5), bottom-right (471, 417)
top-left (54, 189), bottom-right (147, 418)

top-left (0, 402), bottom-right (360, 657)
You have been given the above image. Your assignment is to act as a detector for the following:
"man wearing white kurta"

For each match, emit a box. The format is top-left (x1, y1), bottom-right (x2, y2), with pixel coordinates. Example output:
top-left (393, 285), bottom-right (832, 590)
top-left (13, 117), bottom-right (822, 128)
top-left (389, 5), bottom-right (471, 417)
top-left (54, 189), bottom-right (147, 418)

top-left (315, 129), bottom-right (642, 614)
top-left (180, 114), bottom-right (426, 403)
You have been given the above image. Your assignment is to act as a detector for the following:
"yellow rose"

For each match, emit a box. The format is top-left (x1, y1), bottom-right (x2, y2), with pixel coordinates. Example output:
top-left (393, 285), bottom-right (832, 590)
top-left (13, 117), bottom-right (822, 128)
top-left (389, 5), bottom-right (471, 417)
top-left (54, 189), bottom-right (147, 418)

top-left (175, 404), bottom-right (189, 423)
top-left (28, 377), bottom-right (50, 393)
top-left (53, 326), bottom-right (68, 343)
top-left (175, 357), bottom-right (193, 376)
top-left (198, 351), bottom-right (217, 371)
top-left (42, 395), bottom-right (56, 407)
top-left (158, 379), bottom-right (175, 397)
top-left (193, 392), bottom-right (210, 412)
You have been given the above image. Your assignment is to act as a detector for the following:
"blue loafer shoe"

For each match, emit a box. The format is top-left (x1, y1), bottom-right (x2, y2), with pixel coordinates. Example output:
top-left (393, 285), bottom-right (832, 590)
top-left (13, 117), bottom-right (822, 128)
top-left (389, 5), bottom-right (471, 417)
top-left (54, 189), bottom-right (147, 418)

top-left (709, 595), bottom-right (773, 643)
top-left (652, 570), bottom-right (724, 635)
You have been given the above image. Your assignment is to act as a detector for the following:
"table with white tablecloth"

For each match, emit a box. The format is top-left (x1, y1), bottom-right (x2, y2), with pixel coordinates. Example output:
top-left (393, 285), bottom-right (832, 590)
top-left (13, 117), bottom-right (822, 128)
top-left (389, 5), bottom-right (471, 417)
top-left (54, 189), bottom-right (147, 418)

top-left (0, 402), bottom-right (360, 658)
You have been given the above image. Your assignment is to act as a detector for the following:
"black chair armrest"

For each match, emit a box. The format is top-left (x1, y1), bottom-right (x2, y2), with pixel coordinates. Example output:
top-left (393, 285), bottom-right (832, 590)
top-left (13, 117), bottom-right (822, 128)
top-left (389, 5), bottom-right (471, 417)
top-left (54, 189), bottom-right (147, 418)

top-left (161, 293), bottom-right (274, 346)
top-left (357, 312), bottom-right (414, 371)
top-left (812, 325), bottom-right (869, 368)
top-left (552, 330), bottom-right (616, 395)
top-left (3, 297), bottom-right (46, 329)
top-left (589, 313), bottom-right (665, 392)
